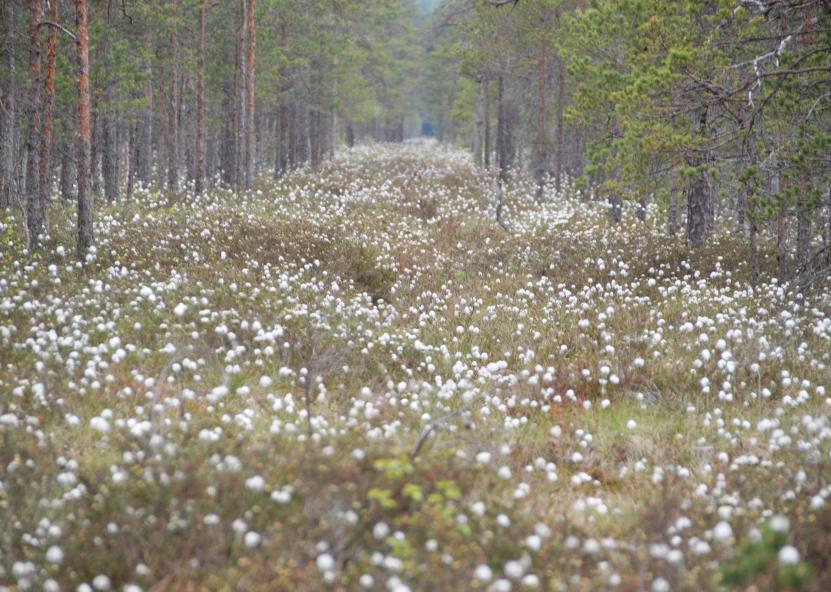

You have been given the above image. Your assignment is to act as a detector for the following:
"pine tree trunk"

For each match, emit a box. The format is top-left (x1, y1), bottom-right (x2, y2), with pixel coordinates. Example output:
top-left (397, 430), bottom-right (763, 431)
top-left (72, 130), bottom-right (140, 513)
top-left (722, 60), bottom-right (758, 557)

top-left (0, 1), bottom-right (16, 208)
top-left (102, 35), bottom-right (119, 203)
top-left (275, 24), bottom-right (289, 177)
top-left (60, 140), bottom-right (73, 202)
top-left (496, 75), bottom-right (507, 184)
top-left (345, 123), bottom-right (355, 148)
top-left (669, 186), bottom-right (679, 236)
top-left (686, 109), bottom-right (711, 247)
top-left (195, 0), bottom-right (206, 194)
top-left (534, 23), bottom-right (546, 200)
top-left (76, 0), bottom-right (93, 258)
top-left (826, 188), bottom-right (831, 269)
top-left (167, 0), bottom-right (179, 192)
top-left (127, 121), bottom-right (136, 199)
top-left (777, 206), bottom-right (787, 285)
top-left (275, 103), bottom-right (287, 177)
top-left (244, 0), bottom-right (255, 188)
top-left (155, 110), bottom-right (166, 190)
top-left (91, 108), bottom-right (102, 199)
top-left (25, 0), bottom-right (44, 248)
top-left (206, 136), bottom-right (215, 181)
top-left (139, 27), bottom-right (153, 187)
top-left (473, 75), bottom-right (483, 167)
top-left (735, 187), bottom-right (748, 235)
top-left (553, 46), bottom-right (565, 192)
top-left (101, 111), bottom-right (119, 203)
top-left (750, 204), bottom-right (759, 288)
top-left (298, 95), bottom-right (310, 164)
top-left (771, 164), bottom-right (787, 284)
top-left (686, 172), bottom-right (710, 247)
top-left (222, 70), bottom-right (236, 185)
top-left (331, 60), bottom-right (338, 159)
top-left (289, 101), bottom-right (299, 166)
top-left (39, 0), bottom-right (58, 210)
top-left (313, 107), bottom-right (321, 164)
top-left (797, 184), bottom-right (811, 293)
top-left (483, 77), bottom-right (490, 169)
top-left (236, 0), bottom-right (246, 186)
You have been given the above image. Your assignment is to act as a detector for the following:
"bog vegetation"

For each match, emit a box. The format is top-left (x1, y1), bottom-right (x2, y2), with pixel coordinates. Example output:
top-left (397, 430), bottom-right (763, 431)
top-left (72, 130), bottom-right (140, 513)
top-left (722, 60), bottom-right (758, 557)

top-left (2, 0), bottom-right (831, 591)
top-left (2, 141), bottom-right (831, 591)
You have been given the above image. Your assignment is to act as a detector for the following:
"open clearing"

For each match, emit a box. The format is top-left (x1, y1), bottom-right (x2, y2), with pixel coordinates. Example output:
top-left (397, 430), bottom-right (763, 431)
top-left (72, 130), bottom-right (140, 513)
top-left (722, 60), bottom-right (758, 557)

top-left (2, 142), bottom-right (831, 591)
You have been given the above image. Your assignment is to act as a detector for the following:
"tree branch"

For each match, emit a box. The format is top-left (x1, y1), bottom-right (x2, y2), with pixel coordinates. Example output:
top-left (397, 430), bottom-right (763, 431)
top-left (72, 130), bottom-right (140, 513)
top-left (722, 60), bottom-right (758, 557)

top-left (38, 20), bottom-right (77, 41)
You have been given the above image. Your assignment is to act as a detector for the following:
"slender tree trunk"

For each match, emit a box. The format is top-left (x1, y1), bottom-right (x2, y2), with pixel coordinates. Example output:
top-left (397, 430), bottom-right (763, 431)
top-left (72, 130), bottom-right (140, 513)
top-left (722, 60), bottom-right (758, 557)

top-left (553, 11), bottom-right (565, 193)
top-left (155, 108), bottom-right (166, 189)
top-left (104, 120), bottom-right (119, 203)
top-left (206, 136), bottom-right (215, 181)
top-left (310, 103), bottom-right (321, 166)
top-left (535, 21), bottom-right (546, 199)
top-left (288, 100), bottom-right (297, 167)
top-left (102, 32), bottom-right (119, 203)
top-left (797, 6), bottom-right (814, 292)
top-left (244, 0), bottom-right (255, 188)
top-left (797, 182), bottom-right (811, 293)
top-left (275, 102), bottom-right (287, 177)
top-left (310, 105), bottom-right (318, 165)
top-left (345, 123), bottom-right (354, 148)
top-left (235, 0), bottom-right (246, 186)
top-left (275, 23), bottom-right (289, 177)
top-left (473, 75), bottom-right (483, 167)
top-left (331, 59), bottom-right (338, 159)
top-left (25, 0), bottom-right (44, 248)
top-left (139, 27), bottom-right (153, 187)
top-left (735, 186), bottom-right (748, 235)
top-left (195, 0), bottom-right (206, 195)
top-left (298, 88), bottom-right (310, 164)
top-left (686, 173), bottom-right (710, 246)
top-left (91, 108), bottom-right (102, 198)
top-left (669, 186), bottom-right (679, 236)
top-left (275, 100), bottom-right (288, 177)
top-left (497, 75), bottom-right (507, 183)
top-left (167, 0), bottom-right (179, 192)
top-left (686, 108), bottom-right (711, 247)
top-left (826, 187), bottom-right (831, 269)
top-left (771, 163), bottom-right (787, 284)
top-left (60, 140), bottom-right (73, 202)
top-left (222, 69), bottom-right (235, 185)
top-left (750, 202), bottom-right (759, 288)
top-left (76, 0), bottom-right (93, 258)
top-left (0, 1), bottom-right (16, 208)
top-left (39, 0), bottom-right (58, 211)
top-left (777, 206), bottom-right (787, 285)
top-left (127, 121), bottom-right (136, 199)
top-left (483, 77), bottom-right (491, 169)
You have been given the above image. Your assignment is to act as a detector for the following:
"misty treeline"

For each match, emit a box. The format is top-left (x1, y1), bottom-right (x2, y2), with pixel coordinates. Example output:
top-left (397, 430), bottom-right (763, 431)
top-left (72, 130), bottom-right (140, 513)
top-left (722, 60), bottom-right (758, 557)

top-left (2, 0), bottom-right (831, 293)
